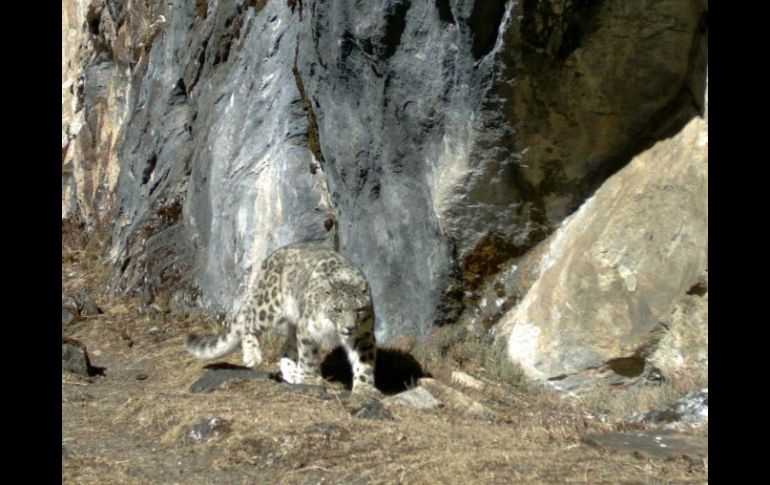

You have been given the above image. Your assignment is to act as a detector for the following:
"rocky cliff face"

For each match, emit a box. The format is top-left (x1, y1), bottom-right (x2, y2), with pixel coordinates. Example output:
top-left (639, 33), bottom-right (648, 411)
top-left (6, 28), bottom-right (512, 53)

top-left (62, 0), bottom-right (708, 382)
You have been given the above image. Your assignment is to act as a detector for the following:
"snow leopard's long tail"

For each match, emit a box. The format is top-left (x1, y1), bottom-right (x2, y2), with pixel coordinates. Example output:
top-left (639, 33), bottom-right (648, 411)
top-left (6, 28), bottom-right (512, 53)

top-left (185, 325), bottom-right (242, 360)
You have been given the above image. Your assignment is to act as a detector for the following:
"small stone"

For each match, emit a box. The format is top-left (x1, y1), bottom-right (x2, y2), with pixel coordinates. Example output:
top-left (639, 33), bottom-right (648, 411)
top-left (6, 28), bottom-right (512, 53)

top-left (418, 378), bottom-right (493, 419)
top-left (136, 373), bottom-right (149, 381)
top-left (382, 386), bottom-right (441, 410)
top-left (451, 371), bottom-right (485, 391)
top-left (350, 398), bottom-right (394, 421)
top-left (62, 338), bottom-right (95, 377)
top-left (187, 418), bottom-right (231, 443)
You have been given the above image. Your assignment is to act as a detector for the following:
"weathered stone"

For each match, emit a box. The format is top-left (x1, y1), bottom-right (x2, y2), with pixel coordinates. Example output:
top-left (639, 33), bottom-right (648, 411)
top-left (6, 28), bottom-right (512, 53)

top-left (62, 0), bottom-right (707, 342)
top-left (188, 366), bottom-right (275, 393)
top-left (382, 386), bottom-right (441, 410)
top-left (186, 417), bottom-right (231, 444)
top-left (499, 114), bottom-right (708, 390)
top-left (582, 430), bottom-right (707, 460)
top-left (418, 378), bottom-right (492, 419)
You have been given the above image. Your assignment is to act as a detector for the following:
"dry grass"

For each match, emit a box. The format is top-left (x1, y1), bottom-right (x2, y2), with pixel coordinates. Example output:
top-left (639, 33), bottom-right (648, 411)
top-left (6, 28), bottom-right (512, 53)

top-left (399, 325), bottom-right (530, 392)
top-left (63, 255), bottom-right (707, 484)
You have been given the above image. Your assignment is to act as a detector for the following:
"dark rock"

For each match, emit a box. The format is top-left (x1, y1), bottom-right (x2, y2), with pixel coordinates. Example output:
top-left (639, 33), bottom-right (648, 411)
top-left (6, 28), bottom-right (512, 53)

top-left (135, 373), bottom-right (149, 381)
top-left (62, 337), bottom-right (102, 377)
top-left (189, 366), bottom-right (275, 393)
top-left (187, 417), bottom-right (231, 444)
top-left (582, 430), bottom-right (707, 460)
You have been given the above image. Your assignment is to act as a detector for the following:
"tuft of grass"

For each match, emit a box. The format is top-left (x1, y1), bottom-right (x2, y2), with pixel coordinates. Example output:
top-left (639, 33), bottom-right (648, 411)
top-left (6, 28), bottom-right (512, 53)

top-left (481, 343), bottom-right (528, 388)
top-left (402, 324), bottom-right (532, 390)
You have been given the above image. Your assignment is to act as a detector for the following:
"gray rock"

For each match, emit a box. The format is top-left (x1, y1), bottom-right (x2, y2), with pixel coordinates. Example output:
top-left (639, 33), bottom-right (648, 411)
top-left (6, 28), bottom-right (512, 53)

top-left (188, 366), bottom-right (275, 393)
top-left (382, 386), bottom-right (441, 410)
top-left (187, 417), bottom-right (231, 444)
top-left (63, 0), bottom-right (708, 342)
top-left (582, 430), bottom-right (707, 460)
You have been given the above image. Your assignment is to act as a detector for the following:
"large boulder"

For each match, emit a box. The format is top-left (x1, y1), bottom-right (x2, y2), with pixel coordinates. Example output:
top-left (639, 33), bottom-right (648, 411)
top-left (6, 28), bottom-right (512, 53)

top-left (498, 113), bottom-right (707, 390)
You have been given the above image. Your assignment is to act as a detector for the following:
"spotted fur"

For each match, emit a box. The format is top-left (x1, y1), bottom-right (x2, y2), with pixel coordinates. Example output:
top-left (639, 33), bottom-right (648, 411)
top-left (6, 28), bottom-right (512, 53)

top-left (185, 241), bottom-right (378, 394)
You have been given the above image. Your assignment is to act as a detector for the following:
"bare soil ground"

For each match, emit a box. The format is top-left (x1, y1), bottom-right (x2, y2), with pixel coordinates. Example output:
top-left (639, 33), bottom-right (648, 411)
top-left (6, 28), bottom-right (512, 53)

top-left (62, 254), bottom-right (707, 484)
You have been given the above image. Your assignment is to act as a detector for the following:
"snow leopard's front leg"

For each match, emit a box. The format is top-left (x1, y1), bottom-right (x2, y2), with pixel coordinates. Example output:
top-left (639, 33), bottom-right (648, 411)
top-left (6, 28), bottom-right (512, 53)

top-left (242, 332), bottom-right (263, 368)
top-left (281, 325), bottom-right (323, 385)
top-left (295, 326), bottom-right (324, 385)
top-left (278, 322), bottom-right (302, 384)
top-left (341, 329), bottom-right (379, 395)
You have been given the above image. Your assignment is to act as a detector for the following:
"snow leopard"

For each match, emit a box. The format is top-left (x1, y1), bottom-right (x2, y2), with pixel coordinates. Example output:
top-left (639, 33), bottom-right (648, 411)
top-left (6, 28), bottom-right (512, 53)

top-left (185, 241), bottom-right (379, 395)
